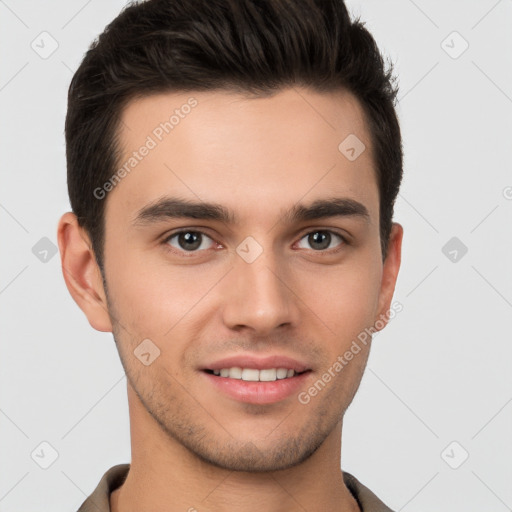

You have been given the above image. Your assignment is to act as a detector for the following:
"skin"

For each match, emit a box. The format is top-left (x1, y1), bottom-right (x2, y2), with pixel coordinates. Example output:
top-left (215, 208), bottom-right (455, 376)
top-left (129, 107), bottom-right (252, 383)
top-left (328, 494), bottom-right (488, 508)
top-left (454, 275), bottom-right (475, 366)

top-left (58, 87), bottom-right (403, 512)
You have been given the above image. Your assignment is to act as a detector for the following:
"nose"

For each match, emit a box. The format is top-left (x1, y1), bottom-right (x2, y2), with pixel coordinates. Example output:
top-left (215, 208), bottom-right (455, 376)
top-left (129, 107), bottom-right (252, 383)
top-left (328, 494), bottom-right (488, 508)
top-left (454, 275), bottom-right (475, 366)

top-left (221, 248), bottom-right (300, 335)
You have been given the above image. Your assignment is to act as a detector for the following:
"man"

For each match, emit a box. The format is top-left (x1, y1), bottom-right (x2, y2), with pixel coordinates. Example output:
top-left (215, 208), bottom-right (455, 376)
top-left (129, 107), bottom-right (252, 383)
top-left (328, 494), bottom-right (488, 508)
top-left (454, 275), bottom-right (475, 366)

top-left (57, 0), bottom-right (403, 510)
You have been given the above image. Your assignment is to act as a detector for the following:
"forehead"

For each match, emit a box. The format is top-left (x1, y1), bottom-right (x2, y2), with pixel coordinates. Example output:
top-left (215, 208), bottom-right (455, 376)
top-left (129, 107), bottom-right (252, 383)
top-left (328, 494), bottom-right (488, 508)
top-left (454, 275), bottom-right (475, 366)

top-left (107, 87), bottom-right (379, 228)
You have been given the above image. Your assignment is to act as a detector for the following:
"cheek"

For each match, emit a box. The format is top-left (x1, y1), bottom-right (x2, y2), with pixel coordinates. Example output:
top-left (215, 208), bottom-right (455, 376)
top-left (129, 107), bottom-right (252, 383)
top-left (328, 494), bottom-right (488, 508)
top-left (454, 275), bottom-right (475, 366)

top-left (297, 257), bottom-right (382, 342)
top-left (105, 246), bottom-right (222, 342)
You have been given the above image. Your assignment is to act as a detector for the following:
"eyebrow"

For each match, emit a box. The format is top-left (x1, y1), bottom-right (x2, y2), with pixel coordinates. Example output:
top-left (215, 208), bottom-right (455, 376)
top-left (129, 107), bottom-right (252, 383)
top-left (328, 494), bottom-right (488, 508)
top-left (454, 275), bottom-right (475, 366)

top-left (132, 196), bottom-right (370, 227)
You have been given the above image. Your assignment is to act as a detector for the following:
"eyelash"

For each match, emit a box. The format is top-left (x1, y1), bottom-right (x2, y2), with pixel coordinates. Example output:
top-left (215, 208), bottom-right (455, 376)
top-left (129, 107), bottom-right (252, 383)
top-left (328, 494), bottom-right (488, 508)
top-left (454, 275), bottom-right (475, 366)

top-left (161, 228), bottom-right (350, 257)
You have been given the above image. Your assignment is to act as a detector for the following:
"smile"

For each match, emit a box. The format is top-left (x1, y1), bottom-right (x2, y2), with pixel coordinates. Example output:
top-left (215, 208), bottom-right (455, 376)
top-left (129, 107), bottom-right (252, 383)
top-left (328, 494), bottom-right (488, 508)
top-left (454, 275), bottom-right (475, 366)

top-left (206, 367), bottom-right (302, 381)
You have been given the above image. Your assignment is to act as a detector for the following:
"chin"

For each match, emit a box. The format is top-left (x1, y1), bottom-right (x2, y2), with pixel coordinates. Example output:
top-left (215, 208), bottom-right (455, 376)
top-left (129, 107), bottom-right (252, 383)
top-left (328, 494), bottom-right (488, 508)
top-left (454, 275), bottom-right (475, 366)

top-left (177, 431), bottom-right (325, 473)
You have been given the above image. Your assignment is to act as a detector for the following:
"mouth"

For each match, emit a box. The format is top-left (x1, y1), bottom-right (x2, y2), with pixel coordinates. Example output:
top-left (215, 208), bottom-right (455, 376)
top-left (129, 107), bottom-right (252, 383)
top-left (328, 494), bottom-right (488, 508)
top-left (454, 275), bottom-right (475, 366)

top-left (200, 356), bottom-right (312, 404)
top-left (203, 367), bottom-right (310, 382)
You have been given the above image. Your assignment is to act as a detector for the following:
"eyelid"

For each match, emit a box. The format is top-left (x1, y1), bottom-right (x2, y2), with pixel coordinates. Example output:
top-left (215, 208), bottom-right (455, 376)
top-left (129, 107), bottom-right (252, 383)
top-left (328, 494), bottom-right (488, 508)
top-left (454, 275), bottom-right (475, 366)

top-left (162, 225), bottom-right (216, 239)
top-left (297, 226), bottom-right (349, 240)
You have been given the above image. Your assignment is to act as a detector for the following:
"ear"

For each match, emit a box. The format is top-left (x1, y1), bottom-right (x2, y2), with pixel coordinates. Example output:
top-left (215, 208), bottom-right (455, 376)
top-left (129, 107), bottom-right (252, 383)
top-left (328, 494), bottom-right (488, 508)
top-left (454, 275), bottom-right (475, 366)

top-left (57, 212), bottom-right (113, 332)
top-left (374, 222), bottom-right (403, 331)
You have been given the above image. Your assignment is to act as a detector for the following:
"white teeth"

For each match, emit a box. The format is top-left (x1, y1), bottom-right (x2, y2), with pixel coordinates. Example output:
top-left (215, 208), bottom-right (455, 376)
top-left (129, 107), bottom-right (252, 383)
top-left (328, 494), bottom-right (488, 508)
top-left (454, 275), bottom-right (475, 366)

top-left (211, 367), bottom-right (298, 381)
top-left (276, 368), bottom-right (288, 379)
top-left (229, 367), bottom-right (242, 379)
top-left (241, 368), bottom-right (259, 381)
top-left (259, 368), bottom-right (277, 381)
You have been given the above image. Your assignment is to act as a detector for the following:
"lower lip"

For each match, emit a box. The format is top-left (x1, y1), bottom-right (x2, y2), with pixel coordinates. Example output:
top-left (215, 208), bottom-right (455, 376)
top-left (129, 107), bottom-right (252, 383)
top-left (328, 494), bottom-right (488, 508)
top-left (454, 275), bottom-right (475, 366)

top-left (202, 371), bottom-right (311, 405)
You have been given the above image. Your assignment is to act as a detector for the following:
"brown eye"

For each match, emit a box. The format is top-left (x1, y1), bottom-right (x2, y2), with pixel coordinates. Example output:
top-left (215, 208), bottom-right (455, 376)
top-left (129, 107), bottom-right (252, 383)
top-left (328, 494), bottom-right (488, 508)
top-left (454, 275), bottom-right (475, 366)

top-left (166, 231), bottom-right (214, 252)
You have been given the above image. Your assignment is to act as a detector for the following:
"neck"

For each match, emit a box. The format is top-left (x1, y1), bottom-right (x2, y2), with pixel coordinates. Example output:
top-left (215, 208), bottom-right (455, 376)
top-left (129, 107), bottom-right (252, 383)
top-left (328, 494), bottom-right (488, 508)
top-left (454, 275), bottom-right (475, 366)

top-left (111, 385), bottom-right (360, 512)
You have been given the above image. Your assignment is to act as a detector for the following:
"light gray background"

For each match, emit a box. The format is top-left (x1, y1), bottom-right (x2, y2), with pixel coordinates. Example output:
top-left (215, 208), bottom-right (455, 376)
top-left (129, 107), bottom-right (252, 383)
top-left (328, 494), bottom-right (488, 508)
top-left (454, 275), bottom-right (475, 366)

top-left (1, 0), bottom-right (511, 510)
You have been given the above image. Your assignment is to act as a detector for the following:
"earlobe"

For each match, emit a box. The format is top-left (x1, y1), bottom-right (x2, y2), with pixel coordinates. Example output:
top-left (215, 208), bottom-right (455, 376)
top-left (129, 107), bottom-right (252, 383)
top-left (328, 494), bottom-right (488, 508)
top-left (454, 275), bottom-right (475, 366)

top-left (57, 212), bottom-right (113, 333)
top-left (375, 222), bottom-right (403, 331)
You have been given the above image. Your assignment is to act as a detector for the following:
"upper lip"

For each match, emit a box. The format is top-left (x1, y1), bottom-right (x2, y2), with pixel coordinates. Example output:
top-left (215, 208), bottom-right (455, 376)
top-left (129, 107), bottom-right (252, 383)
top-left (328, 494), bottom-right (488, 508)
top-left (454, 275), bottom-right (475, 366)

top-left (202, 354), bottom-right (311, 373)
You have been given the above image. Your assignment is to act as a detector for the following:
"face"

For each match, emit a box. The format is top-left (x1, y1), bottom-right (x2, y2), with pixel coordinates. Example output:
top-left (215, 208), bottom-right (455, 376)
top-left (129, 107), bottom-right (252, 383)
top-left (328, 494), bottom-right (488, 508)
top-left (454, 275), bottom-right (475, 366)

top-left (72, 87), bottom-right (402, 472)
